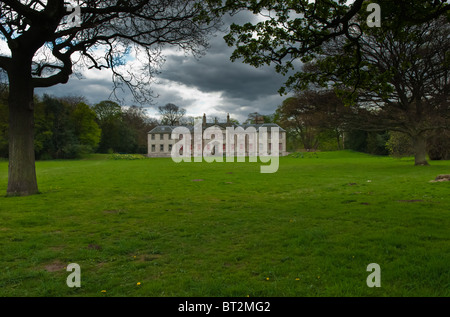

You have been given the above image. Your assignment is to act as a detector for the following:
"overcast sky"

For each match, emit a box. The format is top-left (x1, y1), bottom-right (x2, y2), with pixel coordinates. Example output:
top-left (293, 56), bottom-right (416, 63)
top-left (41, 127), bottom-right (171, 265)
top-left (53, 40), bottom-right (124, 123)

top-left (30, 12), bottom-right (292, 124)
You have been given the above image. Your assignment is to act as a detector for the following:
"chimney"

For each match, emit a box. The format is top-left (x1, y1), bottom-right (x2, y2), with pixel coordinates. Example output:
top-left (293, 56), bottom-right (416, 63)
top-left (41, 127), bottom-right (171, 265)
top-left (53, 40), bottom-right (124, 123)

top-left (255, 115), bottom-right (264, 124)
top-left (202, 113), bottom-right (206, 128)
top-left (227, 113), bottom-right (230, 126)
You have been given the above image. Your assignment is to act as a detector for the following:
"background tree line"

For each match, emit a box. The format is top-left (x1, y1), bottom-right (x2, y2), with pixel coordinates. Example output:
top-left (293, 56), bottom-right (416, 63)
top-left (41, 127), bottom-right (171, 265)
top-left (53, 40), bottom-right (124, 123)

top-left (273, 89), bottom-right (450, 161)
top-left (156, 100), bottom-right (449, 162)
top-left (0, 89), bottom-right (158, 159)
top-left (1, 88), bottom-right (447, 161)
top-left (223, 0), bottom-right (450, 165)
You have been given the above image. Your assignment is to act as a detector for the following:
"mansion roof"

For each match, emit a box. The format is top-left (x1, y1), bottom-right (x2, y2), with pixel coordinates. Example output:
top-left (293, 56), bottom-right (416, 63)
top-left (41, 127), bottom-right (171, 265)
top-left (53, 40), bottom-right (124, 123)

top-left (148, 123), bottom-right (285, 134)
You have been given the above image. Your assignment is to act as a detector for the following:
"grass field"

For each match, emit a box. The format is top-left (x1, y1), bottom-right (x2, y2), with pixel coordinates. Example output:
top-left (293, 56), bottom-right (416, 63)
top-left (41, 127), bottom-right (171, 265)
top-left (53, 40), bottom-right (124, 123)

top-left (0, 151), bottom-right (449, 297)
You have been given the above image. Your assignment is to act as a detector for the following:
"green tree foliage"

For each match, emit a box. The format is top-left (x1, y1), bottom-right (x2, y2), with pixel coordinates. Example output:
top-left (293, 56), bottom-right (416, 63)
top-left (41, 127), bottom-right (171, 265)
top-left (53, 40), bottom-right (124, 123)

top-left (276, 90), bottom-right (350, 151)
top-left (122, 106), bottom-right (158, 154)
top-left (94, 101), bottom-right (157, 154)
top-left (384, 130), bottom-right (448, 160)
top-left (93, 101), bottom-right (122, 124)
top-left (35, 95), bottom-right (75, 159)
top-left (71, 103), bottom-right (102, 152)
top-left (222, 0), bottom-right (450, 94)
top-left (386, 131), bottom-right (414, 158)
top-left (345, 130), bottom-right (389, 156)
top-left (427, 130), bottom-right (450, 160)
top-left (1, 93), bottom-right (102, 160)
top-left (34, 95), bottom-right (101, 159)
top-left (1, 94), bottom-right (157, 159)
top-left (94, 100), bottom-right (130, 154)
top-left (221, 1), bottom-right (450, 165)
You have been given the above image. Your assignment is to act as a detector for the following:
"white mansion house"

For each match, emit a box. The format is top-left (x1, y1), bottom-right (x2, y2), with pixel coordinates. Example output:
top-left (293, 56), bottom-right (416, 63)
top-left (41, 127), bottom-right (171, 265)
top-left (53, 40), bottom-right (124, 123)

top-left (148, 113), bottom-right (287, 158)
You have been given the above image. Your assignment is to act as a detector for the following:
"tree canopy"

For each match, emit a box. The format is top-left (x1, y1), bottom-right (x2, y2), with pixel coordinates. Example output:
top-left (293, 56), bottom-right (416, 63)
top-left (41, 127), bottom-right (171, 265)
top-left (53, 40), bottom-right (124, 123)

top-left (0, 0), bottom-right (221, 102)
top-left (302, 16), bottom-right (449, 165)
top-left (221, 0), bottom-right (450, 165)
top-left (221, 0), bottom-right (450, 94)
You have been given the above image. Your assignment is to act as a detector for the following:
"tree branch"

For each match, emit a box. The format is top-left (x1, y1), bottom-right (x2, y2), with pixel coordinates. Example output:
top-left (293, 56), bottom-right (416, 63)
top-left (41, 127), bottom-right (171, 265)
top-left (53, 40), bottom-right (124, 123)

top-left (1, 0), bottom-right (41, 22)
top-left (0, 56), bottom-right (12, 72)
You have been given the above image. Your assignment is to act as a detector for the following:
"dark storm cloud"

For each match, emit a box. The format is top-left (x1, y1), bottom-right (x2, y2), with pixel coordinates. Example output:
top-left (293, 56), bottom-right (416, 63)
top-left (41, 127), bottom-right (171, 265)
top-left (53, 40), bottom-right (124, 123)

top-left (35, 75), bottom-right (113, 105)
top-left (150, 10), bottom-right (296, 121)
top-left (158, 28), bottom-right (287, 102)
top-left (35, 11), bottom-right (294, 123)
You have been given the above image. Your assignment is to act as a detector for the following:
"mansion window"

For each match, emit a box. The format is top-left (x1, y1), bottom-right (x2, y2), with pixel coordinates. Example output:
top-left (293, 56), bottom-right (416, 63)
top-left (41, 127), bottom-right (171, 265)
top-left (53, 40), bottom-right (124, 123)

top-left (160, 144), bottom-right (164, 152)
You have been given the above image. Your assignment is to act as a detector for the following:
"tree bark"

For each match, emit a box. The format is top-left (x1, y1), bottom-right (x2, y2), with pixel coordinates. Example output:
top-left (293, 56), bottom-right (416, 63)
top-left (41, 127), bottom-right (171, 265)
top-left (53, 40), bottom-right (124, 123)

top-left (335, 128), bottom-right (341, 150)
top-left (7, 59), bottom-right (39, 196)
top-left (412, 133), bottom-right (429, 166)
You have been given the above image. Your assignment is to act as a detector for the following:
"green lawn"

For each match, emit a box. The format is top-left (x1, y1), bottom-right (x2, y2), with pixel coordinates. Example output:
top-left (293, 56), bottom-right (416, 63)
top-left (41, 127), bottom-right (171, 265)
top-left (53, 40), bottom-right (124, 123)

top-left (0, 151), bottom-right (448, 297)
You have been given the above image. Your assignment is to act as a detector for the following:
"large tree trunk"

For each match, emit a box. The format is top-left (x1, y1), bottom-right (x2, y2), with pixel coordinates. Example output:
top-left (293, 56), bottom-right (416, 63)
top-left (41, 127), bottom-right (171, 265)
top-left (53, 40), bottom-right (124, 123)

top-left (412, 133), bottom-right (429, 166)
top-left (7, 60), bottom-right (39, 196)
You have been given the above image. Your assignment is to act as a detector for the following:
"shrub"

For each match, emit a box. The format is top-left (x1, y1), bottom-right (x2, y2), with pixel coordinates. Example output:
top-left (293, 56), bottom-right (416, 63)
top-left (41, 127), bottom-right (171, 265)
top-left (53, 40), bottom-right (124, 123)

top-left (366, 131), bottom-right (390, 155)
top-left (62, 144), bottom-right (95, 159)
top-left (317, 129), bottom-right (342, 151)
top-left (345, 130), bottom-right (389, 155)
top-left (344, 130), bottom-right (367, 152)
top-left (386, 132), bottom-right (414, 157)
top-left (427, 129), bottom-right (450, 160)
top-left (108, 153), bottom-right (147, 160)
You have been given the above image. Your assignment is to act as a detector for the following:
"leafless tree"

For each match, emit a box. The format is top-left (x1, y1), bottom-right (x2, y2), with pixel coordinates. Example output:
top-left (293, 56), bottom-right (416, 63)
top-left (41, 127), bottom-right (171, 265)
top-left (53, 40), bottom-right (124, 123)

top-left (158, 103), bottom-right (186, 126)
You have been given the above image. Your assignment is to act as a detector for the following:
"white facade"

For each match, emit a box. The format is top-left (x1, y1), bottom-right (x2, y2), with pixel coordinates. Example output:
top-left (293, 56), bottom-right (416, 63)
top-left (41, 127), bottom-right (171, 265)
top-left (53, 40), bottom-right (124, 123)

top-left (148, 115), bottom-right (287, 158)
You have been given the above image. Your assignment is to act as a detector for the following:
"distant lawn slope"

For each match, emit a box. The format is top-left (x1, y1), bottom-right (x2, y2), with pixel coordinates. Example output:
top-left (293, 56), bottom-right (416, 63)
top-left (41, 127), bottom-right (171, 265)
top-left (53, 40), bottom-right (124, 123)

top-left (0, 151), bottom-right (448, 296)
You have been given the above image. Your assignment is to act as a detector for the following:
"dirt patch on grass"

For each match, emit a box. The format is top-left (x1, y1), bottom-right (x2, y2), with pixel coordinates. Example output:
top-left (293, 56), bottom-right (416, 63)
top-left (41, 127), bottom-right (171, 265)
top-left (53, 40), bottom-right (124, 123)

top-left (50, 245), bottom-right (65, 251)
top-left (44, 260), bottom-right (66, 272)
top-left (134, 254), bottom-right (162, 262)
top-left (87, 244), bottom-right (102, 250)
top-left (103, 209), bottom-right (126, 214)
